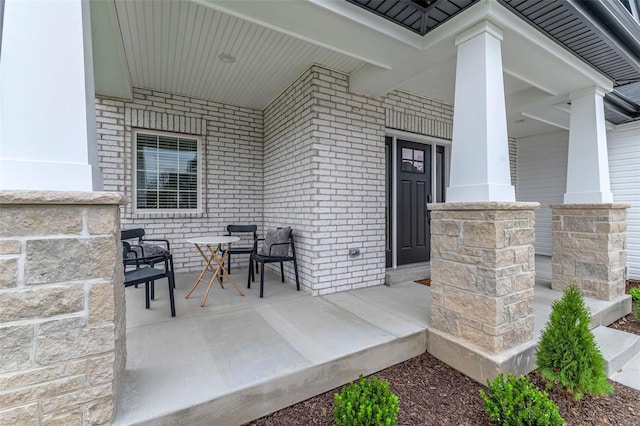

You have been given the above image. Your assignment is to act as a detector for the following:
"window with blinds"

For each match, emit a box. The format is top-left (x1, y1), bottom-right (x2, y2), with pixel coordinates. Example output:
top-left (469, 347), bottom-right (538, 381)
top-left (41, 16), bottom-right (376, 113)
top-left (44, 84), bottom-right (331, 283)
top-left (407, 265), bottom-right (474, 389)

top-left (135, 131), bottom-right (199, 211)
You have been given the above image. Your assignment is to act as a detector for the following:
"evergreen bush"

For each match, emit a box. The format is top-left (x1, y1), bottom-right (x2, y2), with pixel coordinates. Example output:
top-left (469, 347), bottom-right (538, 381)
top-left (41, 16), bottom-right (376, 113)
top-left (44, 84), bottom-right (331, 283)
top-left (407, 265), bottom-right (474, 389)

top-left (333, 374), bottom-right (399, 426)
top-left (480, 373), bottom-right (564, 426)
top-left (629, 287), bottom-right (640, 303)
top-left (536, 283), bottom-right (613, 400)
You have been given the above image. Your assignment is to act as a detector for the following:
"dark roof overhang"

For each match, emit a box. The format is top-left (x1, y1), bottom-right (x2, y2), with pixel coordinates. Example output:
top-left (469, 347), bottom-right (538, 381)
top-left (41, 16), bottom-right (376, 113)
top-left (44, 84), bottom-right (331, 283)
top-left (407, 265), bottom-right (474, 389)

top-left (347, 0), bottom-right (640, 124)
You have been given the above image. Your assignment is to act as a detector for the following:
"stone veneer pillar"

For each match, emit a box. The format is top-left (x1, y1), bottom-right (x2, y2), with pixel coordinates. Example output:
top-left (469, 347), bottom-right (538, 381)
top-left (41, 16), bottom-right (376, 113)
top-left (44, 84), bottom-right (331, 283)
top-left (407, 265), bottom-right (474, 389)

top-left (0, 191), bottom-right (126, 425)
top-left (428, 202), bottom-right (539, 383)
top-left (551, 203), bottom-right (630, 301)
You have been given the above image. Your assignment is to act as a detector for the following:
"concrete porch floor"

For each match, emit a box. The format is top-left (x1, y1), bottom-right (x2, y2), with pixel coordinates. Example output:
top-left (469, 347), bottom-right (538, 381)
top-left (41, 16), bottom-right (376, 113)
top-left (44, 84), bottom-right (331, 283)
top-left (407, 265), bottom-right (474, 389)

top-left (113, 256), bottom-right (632, 425)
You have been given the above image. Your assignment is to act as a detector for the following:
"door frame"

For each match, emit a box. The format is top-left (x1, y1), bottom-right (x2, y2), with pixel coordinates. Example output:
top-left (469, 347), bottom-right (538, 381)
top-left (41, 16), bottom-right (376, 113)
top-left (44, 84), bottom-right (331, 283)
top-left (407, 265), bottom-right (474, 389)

top-left (386, 129), bottom-right (451, 269)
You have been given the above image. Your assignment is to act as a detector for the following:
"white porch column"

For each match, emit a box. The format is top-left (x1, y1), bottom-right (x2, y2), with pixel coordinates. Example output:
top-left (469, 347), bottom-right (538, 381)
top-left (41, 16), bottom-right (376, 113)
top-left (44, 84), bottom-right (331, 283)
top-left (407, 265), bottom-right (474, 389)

top-left (564, 87), bottom-right (613, 203)
top-left (0, 0), bottom-right (102, 191)
top-left (447, 21), bottom-right (514, 202)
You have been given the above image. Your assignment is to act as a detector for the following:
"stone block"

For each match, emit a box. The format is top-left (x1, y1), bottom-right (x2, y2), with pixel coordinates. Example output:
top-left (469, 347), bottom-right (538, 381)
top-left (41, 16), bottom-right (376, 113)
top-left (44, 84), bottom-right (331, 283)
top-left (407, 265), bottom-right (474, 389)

top-left (0, 258), bottom-right (18, 289)
top-left (443, 287), bottom-right (502, 325)
top-left (0, 403), bottom-right (39, 425)
top-left (512, 272), bottom-right (535, 292)
top-left (25, 237), bottom-right (117, 284)
top-left (431, 307), bottom-right (460, 335)
top-left (507, 228), bottom-right (535, 246)
top-left (0, 325), bottom-right (34, 374)
top-left (431, 260), bottom-right (476, 291)
top-left (507, 299), bottom-right (533, 321)
top-left (42, 408), bottom-right (83, 425)
top-left (87, 397), bottom-right (114, 425)
top-left (502, 317), bottom-right (534, 349)
top-left (89, 281), bottom-right (115, 325)
top-left (563, 216), bottom-right (594, 232)
top-left (87, 207), bottom-right (118, 235)
top-left (431, 220), bottom-right (461, 236)
top-left (0, 375), bottom-right (85, 409)
top-left (476, 275), bottom-right (512, 297)
top-left (575, 261), bottom-right (609, 280)
top-left (463, 222), bottom-right (499, 249)
top-left (0, 286), bottom-right (84, 322)
top-left (88, 353), bottom-right (115, 385)
top-left (36, 324), bottom-right (115, 365)
top-left (0, 240), bottom-right (20, 254)
top-left (460, 321), bottom-right (501, 353)
top-left (0, 361), bottom-right (86, 392)
top-left (0, 206), bottom-right (82, 237)
top-left (40, 383), bottom-right (112, 413)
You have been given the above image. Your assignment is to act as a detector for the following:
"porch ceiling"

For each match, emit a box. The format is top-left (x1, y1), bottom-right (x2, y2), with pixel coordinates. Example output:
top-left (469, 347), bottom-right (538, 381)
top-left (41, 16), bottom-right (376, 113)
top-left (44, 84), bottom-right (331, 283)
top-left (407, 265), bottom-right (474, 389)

top-left (91, 0), bottom-right (618, 138)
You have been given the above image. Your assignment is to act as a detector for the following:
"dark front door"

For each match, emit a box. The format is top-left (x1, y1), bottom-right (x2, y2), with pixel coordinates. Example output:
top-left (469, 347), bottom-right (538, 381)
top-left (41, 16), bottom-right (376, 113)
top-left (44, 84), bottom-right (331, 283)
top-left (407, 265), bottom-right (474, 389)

top-left (397, 140), bottom-right (431, 265)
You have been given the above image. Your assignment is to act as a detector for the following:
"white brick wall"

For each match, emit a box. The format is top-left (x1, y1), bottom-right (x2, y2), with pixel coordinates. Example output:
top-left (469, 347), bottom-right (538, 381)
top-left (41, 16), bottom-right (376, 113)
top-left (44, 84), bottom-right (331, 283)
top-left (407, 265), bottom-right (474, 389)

top-left (96, 89), bottom-right (263, 272)
top-left (96, 65), bottom-right (518, 295)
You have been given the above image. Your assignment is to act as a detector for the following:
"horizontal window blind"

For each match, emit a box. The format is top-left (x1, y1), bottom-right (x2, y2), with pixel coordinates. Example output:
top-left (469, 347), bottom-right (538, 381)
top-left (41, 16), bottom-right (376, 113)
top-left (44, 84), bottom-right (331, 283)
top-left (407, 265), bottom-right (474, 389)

top-left (135, 132), bottom-right (198, 210)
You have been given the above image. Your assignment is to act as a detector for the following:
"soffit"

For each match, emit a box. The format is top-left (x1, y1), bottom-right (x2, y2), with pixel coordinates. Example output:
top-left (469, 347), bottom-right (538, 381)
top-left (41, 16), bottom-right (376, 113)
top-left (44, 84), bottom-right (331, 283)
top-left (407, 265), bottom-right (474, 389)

top-left (110, 0), bottom-right (364, 109)
top-left (499, 0), bottom-right (640, 85)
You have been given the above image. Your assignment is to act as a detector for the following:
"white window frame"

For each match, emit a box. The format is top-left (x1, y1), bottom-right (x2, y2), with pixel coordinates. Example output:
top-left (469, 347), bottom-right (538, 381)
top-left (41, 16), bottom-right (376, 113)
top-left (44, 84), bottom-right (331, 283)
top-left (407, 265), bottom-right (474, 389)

top-left (132, 129), bottom-right (202, 214)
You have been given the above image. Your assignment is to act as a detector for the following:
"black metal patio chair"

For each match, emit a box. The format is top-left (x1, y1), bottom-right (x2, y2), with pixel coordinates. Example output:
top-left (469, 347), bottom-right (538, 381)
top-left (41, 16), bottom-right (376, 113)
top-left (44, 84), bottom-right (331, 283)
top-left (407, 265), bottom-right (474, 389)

top-left (122, 241), bottom-right (176, 317)
top-left (248, 227), bottom-right (300, 298)
top-left (225, 224), bottom-right (258, 275)
top-left (121, 228), bottom-right (175, 299)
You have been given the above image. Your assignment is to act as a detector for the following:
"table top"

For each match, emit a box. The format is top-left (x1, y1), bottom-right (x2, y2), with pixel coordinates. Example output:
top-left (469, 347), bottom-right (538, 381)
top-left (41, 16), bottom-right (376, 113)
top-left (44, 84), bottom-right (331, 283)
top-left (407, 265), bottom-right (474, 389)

top-left (187, 236), bottom-right (240, 245)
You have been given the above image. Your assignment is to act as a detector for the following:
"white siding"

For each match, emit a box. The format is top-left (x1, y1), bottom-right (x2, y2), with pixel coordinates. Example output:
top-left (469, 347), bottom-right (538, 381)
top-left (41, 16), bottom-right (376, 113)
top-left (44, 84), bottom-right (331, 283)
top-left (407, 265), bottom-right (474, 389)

top-left (608, 123), bottom-right (640, 280)
top-left (516, 131), bottom-right (569, 255)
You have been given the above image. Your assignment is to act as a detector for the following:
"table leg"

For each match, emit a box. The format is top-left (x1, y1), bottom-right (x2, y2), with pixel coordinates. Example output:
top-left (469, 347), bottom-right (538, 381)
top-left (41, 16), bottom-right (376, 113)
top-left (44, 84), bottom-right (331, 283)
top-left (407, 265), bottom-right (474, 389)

top-left (186, 243), bottom-right (223, 304)
top-left (186, 241), bottom-right (244, 307)
top-left (218, 243), bottom-right (245, 297)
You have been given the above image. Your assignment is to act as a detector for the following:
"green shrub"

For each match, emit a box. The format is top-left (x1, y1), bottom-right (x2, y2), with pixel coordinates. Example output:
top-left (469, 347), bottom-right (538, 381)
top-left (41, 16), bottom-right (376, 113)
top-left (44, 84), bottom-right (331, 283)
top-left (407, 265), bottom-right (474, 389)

top-left (479, 373), bottom-right (564, 426)
top-left (536, 284), bottom-right (613, 400)
top-left (629, 287), bottom-right (640, 303)
top-left (334, 374), bottom-right (399, 426)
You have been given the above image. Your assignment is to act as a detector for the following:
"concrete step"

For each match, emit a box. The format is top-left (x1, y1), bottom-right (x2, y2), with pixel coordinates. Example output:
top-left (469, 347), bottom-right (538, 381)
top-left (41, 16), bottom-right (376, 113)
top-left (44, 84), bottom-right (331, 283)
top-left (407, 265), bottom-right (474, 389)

top-left (385, 262), bottom-right (430, 286)
top-left (592, 326), bottom-right (640, 376)
top-left (610, 351), bottom-right (640, 390)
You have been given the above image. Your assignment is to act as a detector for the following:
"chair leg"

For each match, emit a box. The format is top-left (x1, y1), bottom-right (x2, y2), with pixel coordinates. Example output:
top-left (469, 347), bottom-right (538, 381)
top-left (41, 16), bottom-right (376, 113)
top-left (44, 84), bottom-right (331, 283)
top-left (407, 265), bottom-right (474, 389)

top-left (280, 262), bottom-right (284, 282)
top-left (169, 255), bottom-right (175, 288)
top-left (168, 276), bottom-right (176, 317)
top-left (145, 282), bottom-right (150, 309)
top-left (247, 257), bottom-right (253, 289)
top-left (260, 262), bottom-right (265, 298)
top-left (150, 281), bottom-right (155, 300)
top-left (293, 256), bottom-right (300, 291)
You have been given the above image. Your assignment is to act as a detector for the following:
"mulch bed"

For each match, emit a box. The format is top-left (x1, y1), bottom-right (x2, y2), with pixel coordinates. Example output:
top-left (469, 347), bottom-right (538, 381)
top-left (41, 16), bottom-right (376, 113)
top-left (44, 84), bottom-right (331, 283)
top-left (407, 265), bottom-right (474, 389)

top-left (608, 279), bottom-right (640, 335)
top-left (248, 280), bottom-right (640, 426)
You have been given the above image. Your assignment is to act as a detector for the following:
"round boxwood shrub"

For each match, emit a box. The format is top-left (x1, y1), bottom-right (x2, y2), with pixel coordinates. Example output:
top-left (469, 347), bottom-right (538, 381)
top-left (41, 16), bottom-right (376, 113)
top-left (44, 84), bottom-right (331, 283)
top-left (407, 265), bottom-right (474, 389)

top-left (480, 373), bottom-right (564, 426)
top-left (333, 374), bottom-right (399, 426)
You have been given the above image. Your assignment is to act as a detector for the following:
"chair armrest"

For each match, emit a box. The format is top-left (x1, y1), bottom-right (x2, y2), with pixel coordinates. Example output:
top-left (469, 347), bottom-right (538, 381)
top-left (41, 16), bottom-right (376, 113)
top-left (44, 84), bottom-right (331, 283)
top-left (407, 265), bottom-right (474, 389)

top-left (141, 238), bottom-right (171, 251)
top-left (253, 237), bottom-right (265, 251)
top-left (268, 241), bottom-right (292, 256)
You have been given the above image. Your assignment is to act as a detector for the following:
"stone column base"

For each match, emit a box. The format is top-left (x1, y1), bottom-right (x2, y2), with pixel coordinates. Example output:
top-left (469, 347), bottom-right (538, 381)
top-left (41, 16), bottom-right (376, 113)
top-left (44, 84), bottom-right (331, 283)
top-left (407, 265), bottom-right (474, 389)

top-left (428, 329), bottom-right (537, 384)
top-left (551, 203), bottom-right (629, 300)
top-left (428, 202), bottom-right (539, 381)
top-left (0, 191), bottom-right (126, 424)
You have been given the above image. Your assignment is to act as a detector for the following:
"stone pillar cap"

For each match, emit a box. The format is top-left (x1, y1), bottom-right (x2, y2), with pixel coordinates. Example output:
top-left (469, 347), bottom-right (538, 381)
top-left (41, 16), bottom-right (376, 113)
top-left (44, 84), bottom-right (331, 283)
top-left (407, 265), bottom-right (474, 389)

top-left (0, 190), bottom-right (127, 205)
top-left (428, 201), bottom-right (540, 211)
top-left (550, 203), bottom-right (630, 209)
